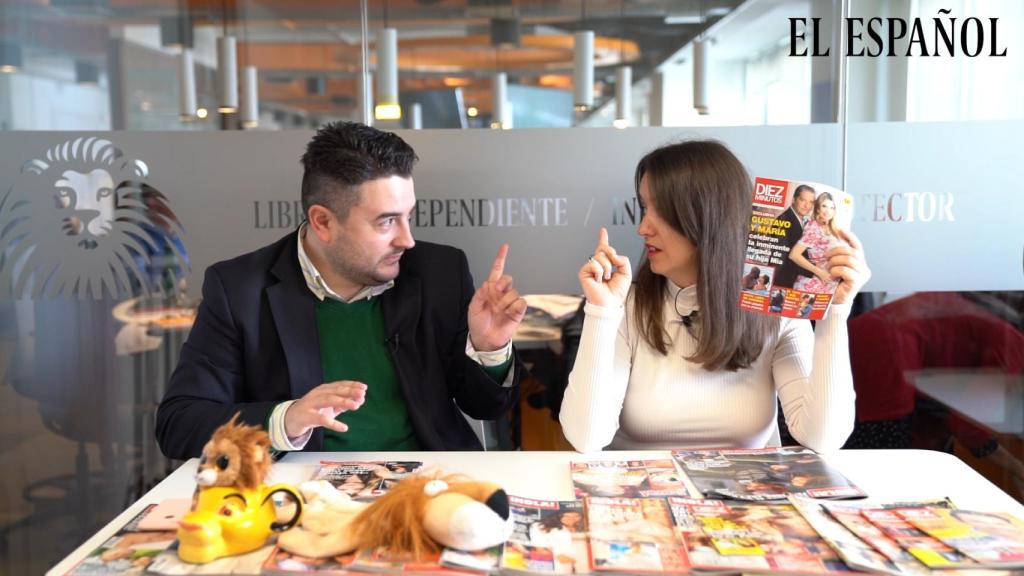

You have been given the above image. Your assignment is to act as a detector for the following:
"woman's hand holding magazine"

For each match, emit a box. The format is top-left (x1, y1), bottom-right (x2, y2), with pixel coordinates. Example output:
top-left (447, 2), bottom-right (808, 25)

top-left (825, 229), bottom-right (871, 305)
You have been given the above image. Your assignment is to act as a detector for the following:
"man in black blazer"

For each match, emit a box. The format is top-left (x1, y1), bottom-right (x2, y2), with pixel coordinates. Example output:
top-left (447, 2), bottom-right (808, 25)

top-left (156, 123), bottom-right (527, 459)
top-left (772, 184), bottom-right (816, 288)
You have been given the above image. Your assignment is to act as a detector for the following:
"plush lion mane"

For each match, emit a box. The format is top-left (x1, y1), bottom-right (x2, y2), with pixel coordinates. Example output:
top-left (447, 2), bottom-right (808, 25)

top-left (348, 471), bottom-right (470, 559)
top-left (200, 413), bottom-right (272, 491)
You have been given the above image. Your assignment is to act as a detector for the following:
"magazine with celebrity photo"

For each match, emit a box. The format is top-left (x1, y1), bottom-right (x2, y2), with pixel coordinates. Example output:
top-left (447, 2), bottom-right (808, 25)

top-left (671, 447), bottom-right (865, 502)
top-left (741, 177), bottom-right (854, 320)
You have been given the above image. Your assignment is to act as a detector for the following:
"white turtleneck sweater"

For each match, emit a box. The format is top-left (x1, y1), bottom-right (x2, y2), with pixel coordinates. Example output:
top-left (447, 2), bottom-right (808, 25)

top-left (559, 282), bottom-right (855, 453)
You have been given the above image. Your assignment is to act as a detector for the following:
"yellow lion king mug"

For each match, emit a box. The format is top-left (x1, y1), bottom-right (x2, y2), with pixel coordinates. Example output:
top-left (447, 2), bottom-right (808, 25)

top-left (177, 484), bottom-right (302, 564)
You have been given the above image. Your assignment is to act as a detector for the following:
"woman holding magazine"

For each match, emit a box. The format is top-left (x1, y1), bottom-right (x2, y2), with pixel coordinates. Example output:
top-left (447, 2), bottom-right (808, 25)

top-left (559, 141), bottom-right (870, 453)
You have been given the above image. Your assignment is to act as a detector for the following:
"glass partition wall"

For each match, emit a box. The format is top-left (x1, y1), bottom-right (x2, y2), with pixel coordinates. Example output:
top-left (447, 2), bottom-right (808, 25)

top-left (1, 1), bottom-right (1022, 573)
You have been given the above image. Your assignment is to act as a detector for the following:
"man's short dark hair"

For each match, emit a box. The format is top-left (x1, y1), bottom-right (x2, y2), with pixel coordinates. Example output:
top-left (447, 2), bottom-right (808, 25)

top-left (300, 122), bottom-right (418, 220)
top-left (793, 184), bottom-right (815, 204)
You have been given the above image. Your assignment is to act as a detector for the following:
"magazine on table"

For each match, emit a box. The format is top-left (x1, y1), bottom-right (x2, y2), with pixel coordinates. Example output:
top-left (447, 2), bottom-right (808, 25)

top-left (138, 499), bottom-right (193, 531)
top-left (311, 460), bottom-right (422, 501)
top-left (583, 496), bottom-right (688, 574)
top-left (741, 177), bottom-right (854, 320)
top-left (498, 495), bottom-right (587, 574)
top-left (795, 497), bottom-right (965, 575)
top-left (347, 547), bottom-right (478, 574)
top-left (895, 507), bottom-right (1024, 569)
top-left (789, 495), bottom-right (902, 576)
top-left (570, 459), bottom-right (696, 499)
top-left (820, 499), bottom-right (958, 574)
top-left (671, 446), bottom-right (865, 501)
top-left (145, 542), bottom-right (274, 575)
top-left (439, 545), bottom-right (503, 573)
top-left (260, 546), bottom-right (354, 575)
top-left (856, 507), bottom-right (977, 570)
top-left (64, 504), bottom-right (177, 575)
top-left (671, 498), bottom-right (855, 575)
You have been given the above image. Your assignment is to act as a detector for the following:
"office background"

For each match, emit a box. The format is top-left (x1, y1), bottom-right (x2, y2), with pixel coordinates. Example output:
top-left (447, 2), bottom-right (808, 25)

top-left (0, 1), bottom-right (1022, 573)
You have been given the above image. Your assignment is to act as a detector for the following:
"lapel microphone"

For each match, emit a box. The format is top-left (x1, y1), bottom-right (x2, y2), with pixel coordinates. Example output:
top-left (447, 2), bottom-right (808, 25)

top-left (673, 289), bottom-right (699, 328)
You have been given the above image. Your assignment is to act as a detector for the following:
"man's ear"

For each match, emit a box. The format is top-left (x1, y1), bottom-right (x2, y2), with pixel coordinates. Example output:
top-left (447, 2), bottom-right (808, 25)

top-left (307, 204), bottom-right (337, 242)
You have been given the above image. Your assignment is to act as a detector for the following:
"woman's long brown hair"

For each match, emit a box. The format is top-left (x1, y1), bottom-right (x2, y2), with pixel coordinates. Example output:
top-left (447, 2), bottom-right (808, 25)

top-left (632, 140), bottom-right (776, 371)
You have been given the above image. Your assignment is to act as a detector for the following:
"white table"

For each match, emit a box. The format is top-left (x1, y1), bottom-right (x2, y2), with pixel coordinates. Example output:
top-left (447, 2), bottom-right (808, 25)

top-left (913, 369), bottom-right (1024, 434)
top-left (48, 449), bottom-right (1024, 575)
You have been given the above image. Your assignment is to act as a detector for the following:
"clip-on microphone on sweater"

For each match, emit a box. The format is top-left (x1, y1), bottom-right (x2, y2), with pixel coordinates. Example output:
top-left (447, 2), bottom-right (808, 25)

top-left (673, 290), bottom-right (699, 328)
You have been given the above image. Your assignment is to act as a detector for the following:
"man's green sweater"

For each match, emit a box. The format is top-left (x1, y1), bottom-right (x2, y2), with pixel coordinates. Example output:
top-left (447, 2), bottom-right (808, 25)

top-left (315, 296), bottom-right (511, 451)
top-left (316, 297), bottom-right (419, 450)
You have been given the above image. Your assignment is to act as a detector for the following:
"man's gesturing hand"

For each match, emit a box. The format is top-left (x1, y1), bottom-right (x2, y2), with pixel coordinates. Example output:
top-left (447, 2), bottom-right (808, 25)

top-left (468, 243), bottom-right (528, 352)
top-left (284, 380), bottom-right (367, 439)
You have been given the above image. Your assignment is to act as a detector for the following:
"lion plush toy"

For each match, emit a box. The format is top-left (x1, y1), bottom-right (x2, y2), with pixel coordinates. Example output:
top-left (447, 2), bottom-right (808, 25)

top-left (278, 471), bottom-right (512, 560)
top-left (194, 413), bottom-right (272, 491)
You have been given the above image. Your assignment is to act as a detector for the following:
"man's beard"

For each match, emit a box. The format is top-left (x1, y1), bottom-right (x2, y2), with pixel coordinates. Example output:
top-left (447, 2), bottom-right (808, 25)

top-left (325, 247), bottom-right (400, 287)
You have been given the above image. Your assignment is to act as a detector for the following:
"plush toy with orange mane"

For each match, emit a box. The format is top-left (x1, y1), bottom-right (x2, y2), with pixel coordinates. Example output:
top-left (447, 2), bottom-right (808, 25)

top-left (194, 413), bottom-right (272, 491)
top-left (277, 471), bottom-right (512, 560)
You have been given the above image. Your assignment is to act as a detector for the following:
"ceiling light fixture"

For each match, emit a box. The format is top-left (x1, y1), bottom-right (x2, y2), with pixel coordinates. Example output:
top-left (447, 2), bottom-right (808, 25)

top-left (374, 2), bottom-right (401, 121)
top-left (238, 0), bottom-right (259, 128)
top-left (408, 102), bottom-right (423, 129)
top-left (375, 28), bottom-right (401, 120)
top-left (614, 1), bottom-right (630, 128)
top-left (693, 39), bottom-right (710, 115)
top-left (693, 2), bottom-right (710, 115)
top-left (240, 65), bottom-right (259, 128)
top-left (217, 36), bottom-right (238, 113)
top-left (572, 2), bottom-right (594, 113)
top-left (179, 49), bottom-right (197, 120)
top-left (614, 66), bottom-right (631, 128)
top-left (491, 71), bottom-right (511, 129)
top-left (573, 31), bottom-right (594, 112)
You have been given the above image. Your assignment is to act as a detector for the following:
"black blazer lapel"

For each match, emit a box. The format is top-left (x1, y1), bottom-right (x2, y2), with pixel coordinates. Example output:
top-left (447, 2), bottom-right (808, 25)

top-left (381, 274), bottom-right (421, 345)
top-left (381, 274), bottom-right (443, 449)
top-left (381, 273), bottom-right (422, 391)
top-left (268, 233), bottom-right (323, 401)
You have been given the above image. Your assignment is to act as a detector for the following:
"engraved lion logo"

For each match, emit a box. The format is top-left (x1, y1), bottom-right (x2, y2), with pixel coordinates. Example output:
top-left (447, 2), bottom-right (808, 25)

top-left (0, 136), bottom-right (188, 299)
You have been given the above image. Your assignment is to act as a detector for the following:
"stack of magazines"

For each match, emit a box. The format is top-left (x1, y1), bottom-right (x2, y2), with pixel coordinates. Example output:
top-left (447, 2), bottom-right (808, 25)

top-left (439, 447), bottom-right (1024, 575)
top-left (64, 452), bottom-right (1024, 575)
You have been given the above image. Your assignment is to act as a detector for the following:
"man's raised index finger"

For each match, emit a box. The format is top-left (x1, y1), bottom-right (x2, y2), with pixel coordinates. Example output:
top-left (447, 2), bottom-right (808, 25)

top-left (489, 243), bottom-right (509, 282)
